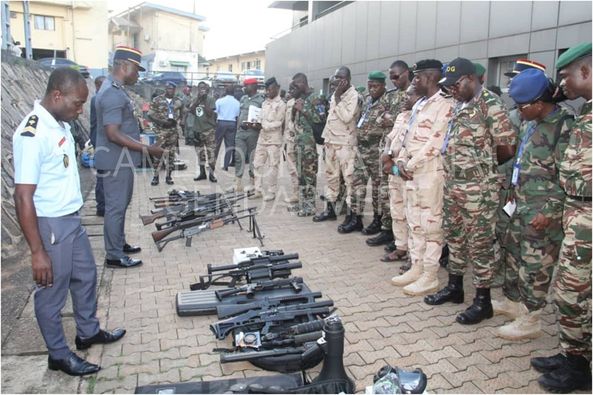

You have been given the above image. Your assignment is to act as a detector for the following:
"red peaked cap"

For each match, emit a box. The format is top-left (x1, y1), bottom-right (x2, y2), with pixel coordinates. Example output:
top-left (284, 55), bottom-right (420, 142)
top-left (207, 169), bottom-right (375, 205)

top-left (243, 78), bottom-right (258, 86)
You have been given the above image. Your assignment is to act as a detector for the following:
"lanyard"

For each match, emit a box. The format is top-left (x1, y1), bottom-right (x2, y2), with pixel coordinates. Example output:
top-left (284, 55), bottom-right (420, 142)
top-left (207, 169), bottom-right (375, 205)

top-left (515, 122), bottom-right (537, 165)
top-left (166, 99), bottom-right (174, 117)
top-left (440, 102), bottom-right (462, 155)
top-left (357, 98), bottom-right (373, 128)
top-left (401, 97), bottom-right (426, 148)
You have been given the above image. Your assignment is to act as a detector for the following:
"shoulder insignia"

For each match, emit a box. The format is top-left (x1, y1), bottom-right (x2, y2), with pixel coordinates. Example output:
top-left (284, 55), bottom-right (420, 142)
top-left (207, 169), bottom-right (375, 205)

top-left (386, 88), bottom-right (397, 93)
top-left (21, 115), bottom-right (39, 137)
top-left (111, 81), bottom-right (121, 89)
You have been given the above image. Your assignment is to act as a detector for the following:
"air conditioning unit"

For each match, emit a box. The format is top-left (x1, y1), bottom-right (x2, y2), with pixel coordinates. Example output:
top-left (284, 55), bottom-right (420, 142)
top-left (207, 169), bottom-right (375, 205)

top-left (144, 34), bottom-right (150, 41)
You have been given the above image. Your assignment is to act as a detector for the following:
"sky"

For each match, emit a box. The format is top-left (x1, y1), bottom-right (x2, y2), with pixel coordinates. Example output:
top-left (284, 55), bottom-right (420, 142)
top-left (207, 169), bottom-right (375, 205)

top-left (107, 0), bottom-right (294, 59)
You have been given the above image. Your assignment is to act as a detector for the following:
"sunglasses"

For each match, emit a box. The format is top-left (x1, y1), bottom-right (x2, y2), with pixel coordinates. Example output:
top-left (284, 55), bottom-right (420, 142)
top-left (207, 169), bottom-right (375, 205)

top-left (449, 76), bottom-right (468, 90)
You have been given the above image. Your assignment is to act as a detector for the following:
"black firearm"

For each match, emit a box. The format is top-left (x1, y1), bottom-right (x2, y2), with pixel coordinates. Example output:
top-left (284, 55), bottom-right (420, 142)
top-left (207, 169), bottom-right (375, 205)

top-left (149, 189), bottom-right (203, 202)
top-left (207, 253), bottom-right (299, 274)
top-left (214, 276), bottom-right (304, 301)
top-left (216, 291), bottom-right (322, 318)
top-left (152, 208), bottom-right (257, 252)
top-left (210, 300), bottom-right (334, 340)
top-left (220, 342), bottom-right (320, 363)
top-left (141, 198), bottom-right (239, 226)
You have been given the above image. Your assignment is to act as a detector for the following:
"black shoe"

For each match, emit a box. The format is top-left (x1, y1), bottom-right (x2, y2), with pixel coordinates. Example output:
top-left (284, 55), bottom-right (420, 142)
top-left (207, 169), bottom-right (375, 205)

top-left (313, 202), bottom-right (337, 222)
top-left (75, 328), bottom-right (126, 350)
top-left (366, 230), bottom-right (394, 246)
top-left (105, 256), bottom-right (142, 268)
top-left (384, 241), bottom-right (396, 252)
top-left (151, 175), bottom-right (159, 186)
top-left (194, 165), bottom-right (207, 181)
top-left (48, 353), bottom-right (100, 376)
top-left (361, 214), bottom-right (382, 235)
top-left (456, 288), bottom-right (493, 325)
top-left (424, 274), bottom-right (464, 305)
top-left (531, 353), bottom-right (569, 373)
top-left (209, 172), bottom-right (217, 183)
top-left (439, 244), bottom-right (450, 268)
top-left (96, 210), bottom-right (105, 217)
top-left (123, 243), bottom-right (141, 254)
top-left (339, 207), bottom-right (353, 227)
top-left (338, 214), bottom-right (363, 234)
top-left (538, 354), bottom-right (592, 393)
top-left (165, 176), bottom-right (174, 185)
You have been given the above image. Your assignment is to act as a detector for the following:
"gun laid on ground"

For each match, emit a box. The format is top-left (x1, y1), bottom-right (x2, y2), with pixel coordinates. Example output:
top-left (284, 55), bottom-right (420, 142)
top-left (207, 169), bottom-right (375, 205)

top-left (216, 291), bottom-right (322, 319)
top-left (214, 276), bottom-right (304, 301)
top-left (207, 253), bottom-right (299, 274)
top-left (210, 300), bottom-right (334, 340)
top-left (141, 198), bottom-right (240, 226)
top-left (220, 342), bottom-right (320, 363)
top-left (149, 189), bottom-right (202, 202)
top-left (152, 207), bottom-right (257, 252)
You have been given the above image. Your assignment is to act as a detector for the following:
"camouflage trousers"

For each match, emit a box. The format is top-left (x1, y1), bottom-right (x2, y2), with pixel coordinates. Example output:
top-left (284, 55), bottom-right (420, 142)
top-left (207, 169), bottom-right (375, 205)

top-left (351, 138), bottom-right (391, 226)
top-left (502, 205), bottom-right (563, 311)
top-left (285, 140), bottom-right (299, 198)
top-left (253, 143), bottom-right (282, 195)
top-left (444, 178), bottom-right (498, 287)
top-left (406, 170), bottom-right (445, 274)
top-left (296, 134), bottom-right (318, 208)
top-left (389, 174), bottom-right (408, 251)
top-left (153, 127), bottom-right (178, 175)
top-left (194, 127), bottom-right (217, 170)
top-left (492, 186), bottom-right (513, 288)
top-left (553, 198), bottom-right (592, 357)
top-left (324, 143), bottom-right (355, 204)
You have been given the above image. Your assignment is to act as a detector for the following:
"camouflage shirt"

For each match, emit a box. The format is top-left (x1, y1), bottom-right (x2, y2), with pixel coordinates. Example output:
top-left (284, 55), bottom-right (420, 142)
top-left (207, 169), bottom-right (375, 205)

top-left (385, 88), bottom-right (407, 119)
top-left (442, 88), bottom-right (516, 181)
top-left (193, 95), bottom-right (217, 132)
top-left (357, 90), bottom-right (394, 140)
top-left (294, 91), bottom-right (323, 146)
top-left (513, 106), bottom-right (573, 217)
top-left (238, 92), bottom-right (265, 133)
top-left (558, 100), bottom-right (592, 197)
top-left (284, 98), bottom-right (296, 143)
top-left (148, 94), bottom-right (183, 129)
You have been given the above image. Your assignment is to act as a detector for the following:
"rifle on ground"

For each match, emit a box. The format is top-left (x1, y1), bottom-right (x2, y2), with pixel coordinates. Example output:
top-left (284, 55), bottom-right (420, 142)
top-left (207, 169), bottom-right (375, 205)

top-left (214, 276), bottom-right (304, 301)
top-left (216, 291), bottom-right (322, 319)
top-left (149, 189), bottom-right (202, 202)
top-left (141, 198), bottom-right (239, 226)
top-left (152, 207), bottom-right (257, 252)
top-left (220, 342), bottom-right (320, 363)
top-left (210, 300), bottom-right (334, 340)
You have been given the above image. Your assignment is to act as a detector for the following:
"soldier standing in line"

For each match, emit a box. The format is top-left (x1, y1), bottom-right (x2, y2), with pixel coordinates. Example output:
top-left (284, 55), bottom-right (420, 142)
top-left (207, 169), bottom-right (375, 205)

top-left (190, 81), bottom-right (218, 183)
top-left (179, 85), bottom-right (193, 135)
top-left (312, 66), bottom-right (360, 226)
top-left (531, 43), bottom-right (592, 393)
top-left (391, 60), bottom-right (454, 296)
top-left (425, 58), bottom-right (517, 325)
top-left (149, 81), bottom-right (183, 186)
top-left (283, 83), bottom-right (300, 204)
top-left (291, 72), bottom-right (323, 217)
top-left (235, 78), bottom-right (265, 192)
top-left (339, 71), bottom-right (388, 234)
top-left (251, 77), bottom-right (286, 201)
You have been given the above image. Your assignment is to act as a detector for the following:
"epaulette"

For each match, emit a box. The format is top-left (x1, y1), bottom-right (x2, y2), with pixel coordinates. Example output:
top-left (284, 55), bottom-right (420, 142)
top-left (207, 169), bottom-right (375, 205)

top-left (21, 115), bottom-right (39, 137)
top-left (386, 88), bottom-right (398, 94)
top-left (111, 81), bottom-right (121, 89)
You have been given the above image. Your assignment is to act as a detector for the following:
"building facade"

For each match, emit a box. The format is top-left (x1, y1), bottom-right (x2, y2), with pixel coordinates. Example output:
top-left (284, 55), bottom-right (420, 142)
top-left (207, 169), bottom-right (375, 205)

top-left (266, 1), bottom-right (592, 96)
top-left (8, 0), bottom-right (108, 70)
top-left (206, 49), bottom-right (266, 75)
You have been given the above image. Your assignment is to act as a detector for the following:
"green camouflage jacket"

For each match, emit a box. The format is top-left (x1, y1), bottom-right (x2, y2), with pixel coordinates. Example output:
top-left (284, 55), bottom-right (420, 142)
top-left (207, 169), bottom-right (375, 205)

top-left (148, 94), bottom-right (183, 129)
top-left (357, 91), bottom-right (394, 140)
top-left (294, 91), bottom-right (323, 146)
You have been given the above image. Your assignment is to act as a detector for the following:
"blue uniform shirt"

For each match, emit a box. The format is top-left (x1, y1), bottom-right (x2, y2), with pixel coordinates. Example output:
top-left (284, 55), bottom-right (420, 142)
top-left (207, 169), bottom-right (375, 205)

top-left (13, 101), bottom-right (83, 217)
top-left (215, 94), bottom-right (241, 121)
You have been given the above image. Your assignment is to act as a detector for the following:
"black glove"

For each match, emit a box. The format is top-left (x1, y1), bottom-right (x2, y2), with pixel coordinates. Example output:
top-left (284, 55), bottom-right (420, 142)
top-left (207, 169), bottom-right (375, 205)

top-left (163, 118), bottom-right (177, 128)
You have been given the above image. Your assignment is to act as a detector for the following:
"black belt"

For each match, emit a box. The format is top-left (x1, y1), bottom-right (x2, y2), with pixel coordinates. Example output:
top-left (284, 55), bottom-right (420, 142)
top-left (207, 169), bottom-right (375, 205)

top-left (567, 194), bottom-right (592, 202)
top-left (217, 120), bottom-right (236, 123)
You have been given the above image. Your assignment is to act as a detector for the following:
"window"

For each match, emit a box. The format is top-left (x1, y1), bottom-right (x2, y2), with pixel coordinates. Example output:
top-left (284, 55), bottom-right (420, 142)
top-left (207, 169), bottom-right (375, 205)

top-left (34, 15), bottom-right (55, 31)
top-left (228, 64), bottom-right (232, 72)
top-left (254, 59), bottom-right (261, 70)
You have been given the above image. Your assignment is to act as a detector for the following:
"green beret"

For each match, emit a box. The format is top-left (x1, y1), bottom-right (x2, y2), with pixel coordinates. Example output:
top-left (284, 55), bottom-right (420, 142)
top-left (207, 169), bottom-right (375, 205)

top-left (368, 71), bottom-right (386, 82)
top-left (556, 42), bottom-right (592, 70)
top-left (356, 86), bottom-right (366, 93)
top-left (473, 63), bottom-right (486, 77)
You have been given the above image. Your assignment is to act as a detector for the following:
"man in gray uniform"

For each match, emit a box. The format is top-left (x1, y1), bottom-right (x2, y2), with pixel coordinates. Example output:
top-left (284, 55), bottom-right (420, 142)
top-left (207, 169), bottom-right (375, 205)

top-left (13, 68), bottom-right (126, 376)
top-left (95, 46), bottom-right (164, 268)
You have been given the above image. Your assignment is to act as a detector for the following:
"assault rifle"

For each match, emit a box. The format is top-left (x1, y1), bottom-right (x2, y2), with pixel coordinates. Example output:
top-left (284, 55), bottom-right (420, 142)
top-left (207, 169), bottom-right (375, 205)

top-left (220, 342), bottom-right (321, 364)
top-left (141, 198), bottom-right (240, 227)
top-left (152, 207), bottom-right (257, 252)
top-left (149, 189), bottom-right (201, 201)
top-left (150, 189), bottom-right (249, 207)
top-left (210, 300), bottom-right (334, 340)
top-left (216, 291), bottom-right (322, 319)
top-left (214, 276), bottom-right (304, 301)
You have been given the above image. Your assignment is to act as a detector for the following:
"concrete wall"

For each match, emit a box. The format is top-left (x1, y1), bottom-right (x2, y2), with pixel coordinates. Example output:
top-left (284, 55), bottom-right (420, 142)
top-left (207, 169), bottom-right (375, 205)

top-left (265, 1), bottom-right (592, 93)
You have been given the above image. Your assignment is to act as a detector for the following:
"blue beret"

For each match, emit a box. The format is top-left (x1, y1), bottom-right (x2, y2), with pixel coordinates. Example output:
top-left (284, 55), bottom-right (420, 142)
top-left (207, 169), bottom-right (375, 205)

top-left (166, 81), bottom-right (177, 88)
top-left (509, 69), bottom-right (548, 105)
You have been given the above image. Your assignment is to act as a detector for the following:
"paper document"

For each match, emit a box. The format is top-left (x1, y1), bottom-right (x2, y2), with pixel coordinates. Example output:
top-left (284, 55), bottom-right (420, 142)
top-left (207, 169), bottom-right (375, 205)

top-left (503, 200), bottom-right (517, 217)
top-left (247, 105), bottom-right (261, 123)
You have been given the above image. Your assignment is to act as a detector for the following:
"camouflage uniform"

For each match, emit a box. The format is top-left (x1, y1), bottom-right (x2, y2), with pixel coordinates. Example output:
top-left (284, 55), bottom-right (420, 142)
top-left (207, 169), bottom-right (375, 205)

top-left (235, 92), bottom-right (265, 179)
top-left (253, 94), bottom-right (286, 195)
top-left (351, 91), bottom-right (393, 216)
top-left (553, 100), bottom-right (592, 358)
top-left (322, 85), bottom-right (360, 205)
top-left (191, 95), bottom-right (218, 170)
top-left (442, 88), bottom-right (516, 287)
top-left (149, 94), bottom-right (183, 175)
top-left (284, 98), bottom-right (300, 199)
top-left (294, 91), bottom-right (323, 210)
top-left (180, 92), bottom-right (193, 136)
top-left (503, 108), bottom-right (573, 311)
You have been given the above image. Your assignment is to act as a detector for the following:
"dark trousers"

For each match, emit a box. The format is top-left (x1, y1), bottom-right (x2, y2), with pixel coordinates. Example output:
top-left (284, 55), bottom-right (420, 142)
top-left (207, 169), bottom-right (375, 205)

top-left (102, 167), bottom-right (134, 260)
top-left (215, 120), bottom-right (237, 170)
top-left (95, 171), bottom-right (105, 214)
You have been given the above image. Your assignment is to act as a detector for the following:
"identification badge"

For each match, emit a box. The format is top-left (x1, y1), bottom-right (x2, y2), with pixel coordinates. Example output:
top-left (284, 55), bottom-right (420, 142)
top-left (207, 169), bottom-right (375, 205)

top-left (357, 116), bottom-right (365, 129)
top-left (63, 154), bottom-right (69, 168)
top-left (511, 164), bottom-right (520, 186)
top-left (503, 199), bottom-right (517, 217)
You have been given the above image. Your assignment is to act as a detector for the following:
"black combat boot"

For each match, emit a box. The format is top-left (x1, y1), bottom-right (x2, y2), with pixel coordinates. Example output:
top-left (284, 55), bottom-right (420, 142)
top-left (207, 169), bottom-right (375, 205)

top-left (538, 353), bottom-right (592, 393)
top-left (208, 168), bottom-right (217, 183)
top-left (424, 274), bottom-right (464, 305)
top-left (361, 213), bottom-right (382, 235)
top-left (151, 175), bottom-right (159, 186)
top-left (455, 287), bottom-right (493, 325)
top-left (531, 353), bottom-right (568, 373)
top-left (338, 207), bottom-right (353, 230)
top-left (338, 214), bottom-right (363, 234)
top-left (384, 241), bottom-right (396, 252)
top-left (366, 230), bottom-right (394, 246)
top-left (194, 165), bottom-right (207, 181)
top-left (313, 202), bottom-right (337, 222)
top-left (439, 244), bottom-right (450, 268)
top-left (165, 171), bottom-right (174, 185)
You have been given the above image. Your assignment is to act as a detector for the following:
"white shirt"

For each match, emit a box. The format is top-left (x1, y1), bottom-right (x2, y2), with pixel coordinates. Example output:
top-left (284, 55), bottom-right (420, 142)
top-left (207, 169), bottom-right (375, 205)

top-left (13, 100), bottom-right (83, 217)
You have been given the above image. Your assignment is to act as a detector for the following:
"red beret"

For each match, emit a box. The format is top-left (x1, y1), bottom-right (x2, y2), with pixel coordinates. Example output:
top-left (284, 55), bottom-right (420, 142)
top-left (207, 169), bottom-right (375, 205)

top-left (243, 78), bottom-right (258, 86)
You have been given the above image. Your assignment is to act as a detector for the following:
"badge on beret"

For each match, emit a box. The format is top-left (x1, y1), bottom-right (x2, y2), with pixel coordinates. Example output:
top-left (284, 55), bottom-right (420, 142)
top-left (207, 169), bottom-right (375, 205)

top-left (21, 115), bottom-right (38, 137)
top-left (63, 154), bottom-right (69, 168)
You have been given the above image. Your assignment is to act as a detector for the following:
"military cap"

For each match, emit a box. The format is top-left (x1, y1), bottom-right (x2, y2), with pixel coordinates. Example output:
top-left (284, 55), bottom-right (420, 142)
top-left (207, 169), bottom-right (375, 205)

top-left (113, 46), bottom-right (145, 71)
top-left (556, 42), bottom-right (592, 70)
top-left (412, 59), bottom-right (443, 73)
top-left (441, 63), bottom-right (448, 75)
top-left (356, 86), bottom-right (366, 94)
top-left (508, 69), bottom-right (549, 104)
top-left (166, 81), bottom-right (177, 88)
top-left (264, 77), bottom-right (278, 88)
top-left (474, 63), bottom-right (486, 77)
top-left (438, 57), bottom-right (476, 86)
top-left (243, 78), bottom-right (258, 86)
top-left (368, 71), bottom-right (387, 81)
top-left (503, 58), bottom-right (546, 77)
